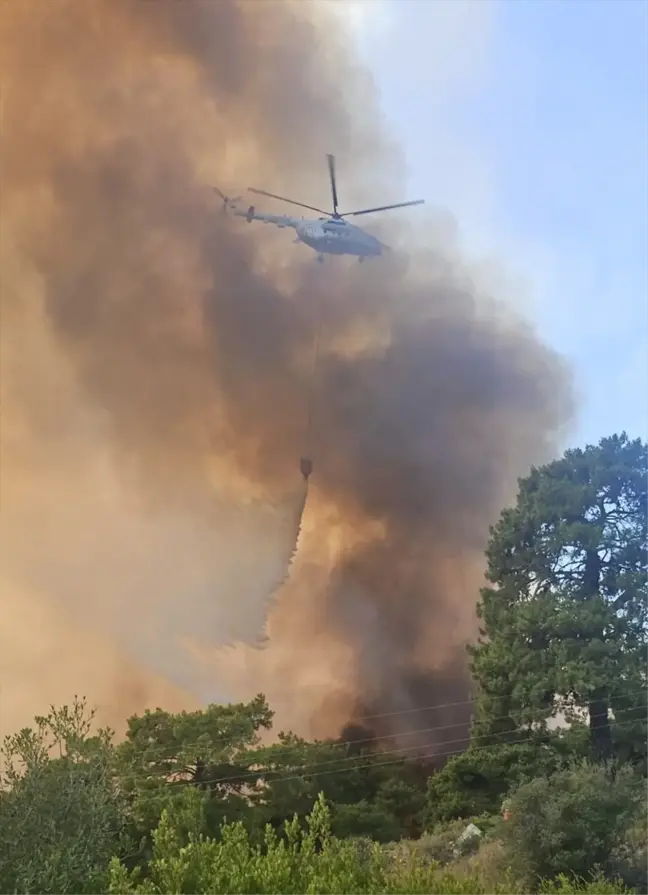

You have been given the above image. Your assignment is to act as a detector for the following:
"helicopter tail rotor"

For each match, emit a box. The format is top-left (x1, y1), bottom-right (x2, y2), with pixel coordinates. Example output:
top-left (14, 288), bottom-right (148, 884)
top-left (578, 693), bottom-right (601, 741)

top-left (212, 186), bottom-right (242, 215)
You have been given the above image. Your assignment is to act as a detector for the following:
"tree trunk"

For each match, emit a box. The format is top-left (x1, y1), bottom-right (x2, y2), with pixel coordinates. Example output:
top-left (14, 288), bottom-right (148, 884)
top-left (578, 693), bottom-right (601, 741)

top-left (192, 756), bottom-right (206, 786)
top-left (583, 545), bottom-right (613, 760)
top-left (588, 695), bottom-right (613, 761)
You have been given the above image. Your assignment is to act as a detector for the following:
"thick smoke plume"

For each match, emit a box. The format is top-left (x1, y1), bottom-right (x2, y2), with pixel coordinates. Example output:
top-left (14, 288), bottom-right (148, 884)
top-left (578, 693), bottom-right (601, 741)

top-left (0, 0), bottom-right (572, 750)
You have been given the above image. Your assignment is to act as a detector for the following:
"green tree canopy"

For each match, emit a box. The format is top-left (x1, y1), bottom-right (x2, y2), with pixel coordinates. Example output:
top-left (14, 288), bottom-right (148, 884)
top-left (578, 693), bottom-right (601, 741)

top-left (238, 730), bottom-right (426, 842)
top-left (0, 698), bottom-right (129, 895)
top-left (114, 694), bottom-right (273, 844)
top-left (425, 742), bottom-right (562, 825)
top-left (470, 433), bottom-right (647, 761)
top-left (114, 697), bottom-right (424, 847)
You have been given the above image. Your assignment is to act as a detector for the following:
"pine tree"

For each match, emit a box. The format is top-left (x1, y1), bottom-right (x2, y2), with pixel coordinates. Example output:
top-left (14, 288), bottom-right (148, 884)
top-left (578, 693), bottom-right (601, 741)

top-left (470, 433), bottom-right (647, 762)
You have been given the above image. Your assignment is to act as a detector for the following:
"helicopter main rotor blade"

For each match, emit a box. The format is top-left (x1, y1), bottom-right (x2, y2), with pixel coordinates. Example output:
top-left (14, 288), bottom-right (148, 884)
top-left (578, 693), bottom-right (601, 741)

top-left (327, 153), bottom-right (339, 216)
top-left (247, 187), bottom-right (329, 216)
top-left (343, 199), bottom-right (425, 218)
top-left (212, 186), bottom-right (229, 202)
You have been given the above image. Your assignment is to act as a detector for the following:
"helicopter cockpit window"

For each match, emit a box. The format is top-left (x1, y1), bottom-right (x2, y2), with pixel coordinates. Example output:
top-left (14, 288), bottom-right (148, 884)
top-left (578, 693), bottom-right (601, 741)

top-left (324, 220), bottom-right (348, 233)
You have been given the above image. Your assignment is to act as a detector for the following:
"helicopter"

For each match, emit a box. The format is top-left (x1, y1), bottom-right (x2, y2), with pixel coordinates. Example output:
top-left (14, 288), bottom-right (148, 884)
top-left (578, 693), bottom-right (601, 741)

top-left (213, 154), bottom-right (425, 263)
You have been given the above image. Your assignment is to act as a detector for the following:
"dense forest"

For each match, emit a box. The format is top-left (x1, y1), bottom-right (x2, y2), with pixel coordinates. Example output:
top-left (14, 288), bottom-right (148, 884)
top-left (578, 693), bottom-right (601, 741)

top-left (1, 434), bottom-right (646, 894)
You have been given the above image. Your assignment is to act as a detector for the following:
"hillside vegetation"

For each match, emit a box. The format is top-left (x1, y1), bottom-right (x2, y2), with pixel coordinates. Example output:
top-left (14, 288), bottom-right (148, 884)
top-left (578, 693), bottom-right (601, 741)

top-left (1, 434), bottom-right (645, 894)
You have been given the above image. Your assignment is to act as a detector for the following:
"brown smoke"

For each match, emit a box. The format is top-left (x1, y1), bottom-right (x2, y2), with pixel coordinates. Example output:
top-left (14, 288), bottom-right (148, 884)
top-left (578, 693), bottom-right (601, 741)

top-left (0, 0), bottom-right (572, 749)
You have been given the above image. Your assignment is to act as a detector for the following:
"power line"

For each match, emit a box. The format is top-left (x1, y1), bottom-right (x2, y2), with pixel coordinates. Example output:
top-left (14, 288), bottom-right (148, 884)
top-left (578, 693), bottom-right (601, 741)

top-left (4, 695), bottom-right (644, 805)
top-left (6, 710), bottom-right (644, 863)
top-left (11, 697), bottom-right (644, 782)
top-left (33, 704), bottom-right (641, 808)
top-left (143, 711), bottom-right (648, 794)
top-left (108, 697), bottom-right (648, 769)
top-left (87, 714), bottom-right (648, 821)
top-left (97, 692), bottom-right (480, 755)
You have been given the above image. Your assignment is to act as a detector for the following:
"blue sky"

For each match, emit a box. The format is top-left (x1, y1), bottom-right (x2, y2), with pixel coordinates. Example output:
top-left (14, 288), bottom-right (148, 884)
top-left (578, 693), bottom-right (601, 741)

top-left (348, 0), bottom-right (647, 448)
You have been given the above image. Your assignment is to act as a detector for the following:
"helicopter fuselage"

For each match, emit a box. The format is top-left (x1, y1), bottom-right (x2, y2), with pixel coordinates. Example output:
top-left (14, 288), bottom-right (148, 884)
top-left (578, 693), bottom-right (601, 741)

top-left (217, 150), bottom-right (423, 261)
top-left (295, 217), bottom-right (382, 259)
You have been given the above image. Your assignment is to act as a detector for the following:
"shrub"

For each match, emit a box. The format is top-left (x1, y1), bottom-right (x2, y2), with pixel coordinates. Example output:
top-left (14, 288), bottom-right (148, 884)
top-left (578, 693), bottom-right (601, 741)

top-left (448, 840), bottom-right (518, 892)
top-left (107, 790), bottom-right (635, 895)
top-left (607, 807), bottom-right (648, 893)
top-left (383, 815), bottom-right (497, 875)
top-left (426, 743), bottom-right (562, 825)
top-left (497, 761), bottom-right (643, 889)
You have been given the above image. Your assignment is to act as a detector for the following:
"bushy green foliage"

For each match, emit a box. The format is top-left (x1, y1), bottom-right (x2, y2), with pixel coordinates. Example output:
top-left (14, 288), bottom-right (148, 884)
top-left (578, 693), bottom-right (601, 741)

top-left (539, 875), bottom-right (636, 894)
top-left (425, 742), bottom-right (562, 824)
top-left (0, 690), bottom-right (641, 895)
top-left (0, 698), bottom-right (130, 895)
top-left (497, 761), bottom-right (645, 889)
top-left (114, 692), bottom-right (273, 845)
top-left (384, 818), bottom-right (479, 869)
top-left (114, 702), bottom-right (424, 851)
top-left (108, 791), bottom-right (631, 895)
top-left (607, 809), bottom-right (648, 893)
